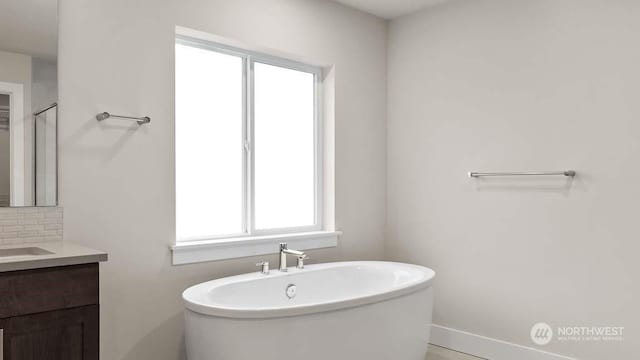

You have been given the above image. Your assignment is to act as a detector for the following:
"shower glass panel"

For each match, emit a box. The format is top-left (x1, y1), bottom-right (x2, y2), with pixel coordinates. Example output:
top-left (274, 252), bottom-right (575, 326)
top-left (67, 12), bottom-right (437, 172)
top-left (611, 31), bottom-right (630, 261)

top-left (35, 106), bottom-right (57, 206)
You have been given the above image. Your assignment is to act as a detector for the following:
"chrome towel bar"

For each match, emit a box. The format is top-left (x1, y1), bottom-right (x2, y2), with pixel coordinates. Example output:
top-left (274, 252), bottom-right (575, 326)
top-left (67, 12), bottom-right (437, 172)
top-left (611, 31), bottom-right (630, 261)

top-left (96, 112), bottom-right (150, 125)
top-left (469, 170), bottom-right (576, 178)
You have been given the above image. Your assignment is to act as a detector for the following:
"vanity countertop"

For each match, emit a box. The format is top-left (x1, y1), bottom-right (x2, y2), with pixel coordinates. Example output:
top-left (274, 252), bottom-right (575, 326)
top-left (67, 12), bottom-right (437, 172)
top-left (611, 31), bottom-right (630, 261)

top-left (0, 241), bottom-right (107, 272)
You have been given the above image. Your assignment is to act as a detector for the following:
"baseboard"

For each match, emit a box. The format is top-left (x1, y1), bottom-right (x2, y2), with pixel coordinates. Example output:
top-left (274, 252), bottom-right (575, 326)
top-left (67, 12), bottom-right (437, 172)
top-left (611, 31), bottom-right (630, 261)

top-left (430, 324), bottom-right (577, 360)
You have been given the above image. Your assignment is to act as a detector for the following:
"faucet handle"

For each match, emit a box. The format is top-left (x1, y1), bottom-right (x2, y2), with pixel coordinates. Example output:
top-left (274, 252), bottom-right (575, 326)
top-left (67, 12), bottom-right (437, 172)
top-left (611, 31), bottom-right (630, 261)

top-left (296, 254), bottom-right (309, 269)
top-left (256, 261), bottom-right (270, 275)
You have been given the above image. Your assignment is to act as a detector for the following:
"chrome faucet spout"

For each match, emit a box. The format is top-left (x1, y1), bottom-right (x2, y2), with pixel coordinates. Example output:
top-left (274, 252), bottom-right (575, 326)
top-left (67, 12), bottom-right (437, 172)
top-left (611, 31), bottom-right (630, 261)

top-left (279, 243), bottom-right (306, 271)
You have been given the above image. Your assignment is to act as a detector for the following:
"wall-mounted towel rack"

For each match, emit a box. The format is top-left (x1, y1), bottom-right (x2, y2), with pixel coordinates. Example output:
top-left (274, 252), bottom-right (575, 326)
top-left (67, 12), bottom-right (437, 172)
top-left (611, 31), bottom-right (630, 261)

top-left (96, 112), bottom-right (150, 125)
top-left (468, 170), bottom-right (576, 178)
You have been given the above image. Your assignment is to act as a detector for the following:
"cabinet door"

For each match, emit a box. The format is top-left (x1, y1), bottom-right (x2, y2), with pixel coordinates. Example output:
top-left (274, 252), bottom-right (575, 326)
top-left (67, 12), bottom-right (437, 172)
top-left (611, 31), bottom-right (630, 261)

top-left (1, 305), bottom-right (99, 360)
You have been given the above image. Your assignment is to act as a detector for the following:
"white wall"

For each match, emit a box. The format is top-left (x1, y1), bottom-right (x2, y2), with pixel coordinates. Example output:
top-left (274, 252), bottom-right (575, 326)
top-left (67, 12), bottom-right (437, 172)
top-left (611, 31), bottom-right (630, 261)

top-left (0, 50), bottom-right (31, 100)
top-left (57, 0), bottom-right (387, 359)
top-left (32, 57), bottom-right (58, 113)
top-left (387, 0), bottom-right (639, 359)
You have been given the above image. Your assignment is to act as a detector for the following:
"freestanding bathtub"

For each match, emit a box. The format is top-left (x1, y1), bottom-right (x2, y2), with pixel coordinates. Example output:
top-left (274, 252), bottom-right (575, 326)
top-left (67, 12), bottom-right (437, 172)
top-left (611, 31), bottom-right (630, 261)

top-left (183, 261), bottom-right (435, 360)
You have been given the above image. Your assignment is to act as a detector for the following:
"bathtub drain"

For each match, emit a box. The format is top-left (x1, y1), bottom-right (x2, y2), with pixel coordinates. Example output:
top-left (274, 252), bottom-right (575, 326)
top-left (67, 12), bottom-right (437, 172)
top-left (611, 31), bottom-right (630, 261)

top-left (286, 284), bottom-right (297, 299)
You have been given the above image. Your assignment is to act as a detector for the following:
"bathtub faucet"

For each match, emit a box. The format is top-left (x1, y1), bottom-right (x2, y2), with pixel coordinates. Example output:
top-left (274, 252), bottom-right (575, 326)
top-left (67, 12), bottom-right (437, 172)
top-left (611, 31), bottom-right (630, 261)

top-left (279, 243), bottom-right (306, 271)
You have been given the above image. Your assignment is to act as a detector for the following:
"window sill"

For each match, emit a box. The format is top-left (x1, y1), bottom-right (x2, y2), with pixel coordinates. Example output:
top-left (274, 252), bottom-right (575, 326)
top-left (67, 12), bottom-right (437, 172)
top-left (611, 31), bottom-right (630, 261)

top-left (170, 231), bottom-right (340, 265)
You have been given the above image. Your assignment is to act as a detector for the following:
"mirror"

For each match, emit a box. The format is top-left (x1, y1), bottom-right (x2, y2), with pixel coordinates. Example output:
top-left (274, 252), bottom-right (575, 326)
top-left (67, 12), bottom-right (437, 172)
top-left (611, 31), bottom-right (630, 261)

top-left (0, 0), bottom-right (58, 207)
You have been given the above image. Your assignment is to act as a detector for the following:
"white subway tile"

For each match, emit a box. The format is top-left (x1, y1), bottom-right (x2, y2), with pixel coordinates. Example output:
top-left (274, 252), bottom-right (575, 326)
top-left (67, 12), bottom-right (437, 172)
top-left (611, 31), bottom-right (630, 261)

top-left (0, 207), bottom-right (63, 244)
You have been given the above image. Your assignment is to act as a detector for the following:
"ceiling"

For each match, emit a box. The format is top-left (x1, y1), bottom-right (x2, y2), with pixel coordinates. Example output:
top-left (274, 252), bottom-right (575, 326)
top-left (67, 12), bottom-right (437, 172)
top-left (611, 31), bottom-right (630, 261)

top-left (0, 0), bottom-right (436, 60)
top-left (0, 0), bottom-right (57, 60)
top-left (332, 0), bottom-right (448, 19)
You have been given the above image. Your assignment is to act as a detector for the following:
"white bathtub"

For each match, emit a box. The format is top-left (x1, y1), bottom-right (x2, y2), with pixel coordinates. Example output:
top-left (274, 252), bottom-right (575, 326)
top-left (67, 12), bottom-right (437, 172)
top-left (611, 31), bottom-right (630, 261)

top-left (183, 261), bottom-right (435, 360)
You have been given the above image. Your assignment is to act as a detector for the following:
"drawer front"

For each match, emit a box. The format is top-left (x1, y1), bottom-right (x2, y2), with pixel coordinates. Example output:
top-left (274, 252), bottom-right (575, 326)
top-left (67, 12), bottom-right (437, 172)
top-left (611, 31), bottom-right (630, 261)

top-left (0, 264), bottom-right (99, 318)
top-left (0, 305), bottom-right (99, 360)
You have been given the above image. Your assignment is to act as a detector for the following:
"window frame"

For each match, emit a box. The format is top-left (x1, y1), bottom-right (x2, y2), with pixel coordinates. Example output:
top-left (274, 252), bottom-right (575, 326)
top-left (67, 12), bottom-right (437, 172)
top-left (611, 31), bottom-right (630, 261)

top-left (175, 35), bottom-right (324, 243)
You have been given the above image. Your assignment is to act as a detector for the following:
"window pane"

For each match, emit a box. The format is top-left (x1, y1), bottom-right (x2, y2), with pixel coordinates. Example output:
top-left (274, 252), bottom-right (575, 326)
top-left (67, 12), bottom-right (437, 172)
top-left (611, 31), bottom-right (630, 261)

top-left (176, 43), bottom-right (244, 239)
top-left (254, 62), bottom-right (316, 230)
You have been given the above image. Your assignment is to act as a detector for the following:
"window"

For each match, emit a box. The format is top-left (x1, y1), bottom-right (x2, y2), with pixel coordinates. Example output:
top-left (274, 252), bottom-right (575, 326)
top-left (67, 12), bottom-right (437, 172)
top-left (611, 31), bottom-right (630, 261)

top-left (175, 36), bottom-right (324, 243)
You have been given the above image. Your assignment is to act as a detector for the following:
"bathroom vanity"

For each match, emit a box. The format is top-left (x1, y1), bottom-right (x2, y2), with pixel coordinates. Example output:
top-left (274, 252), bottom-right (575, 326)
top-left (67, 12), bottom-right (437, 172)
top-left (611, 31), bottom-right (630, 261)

top-left (0, 242), bottom-right (107, 360)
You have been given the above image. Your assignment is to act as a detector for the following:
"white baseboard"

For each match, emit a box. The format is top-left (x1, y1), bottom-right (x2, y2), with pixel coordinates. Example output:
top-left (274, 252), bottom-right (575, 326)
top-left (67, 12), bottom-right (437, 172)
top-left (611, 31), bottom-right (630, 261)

top-left (430, 324), bottom-right (577, 360)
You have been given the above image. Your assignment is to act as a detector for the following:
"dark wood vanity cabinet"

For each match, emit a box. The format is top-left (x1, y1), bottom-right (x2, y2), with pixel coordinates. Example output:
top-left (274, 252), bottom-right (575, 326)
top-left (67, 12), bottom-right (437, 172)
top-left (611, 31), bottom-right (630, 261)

top-left (0, 306), bottom-right (99, 360)
top-left (0, 263), bottom-right (100, 360)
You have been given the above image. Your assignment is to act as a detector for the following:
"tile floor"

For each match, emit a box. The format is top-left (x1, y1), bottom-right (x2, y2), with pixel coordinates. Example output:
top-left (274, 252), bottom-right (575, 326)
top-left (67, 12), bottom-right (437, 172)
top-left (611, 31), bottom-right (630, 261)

top-left (426, 345), bottom-right (486, 360)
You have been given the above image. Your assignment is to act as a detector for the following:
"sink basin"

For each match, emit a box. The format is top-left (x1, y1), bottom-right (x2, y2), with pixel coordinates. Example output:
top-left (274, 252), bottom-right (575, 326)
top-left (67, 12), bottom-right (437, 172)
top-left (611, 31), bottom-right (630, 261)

top-left (0, 247), bottom-right (54, 258)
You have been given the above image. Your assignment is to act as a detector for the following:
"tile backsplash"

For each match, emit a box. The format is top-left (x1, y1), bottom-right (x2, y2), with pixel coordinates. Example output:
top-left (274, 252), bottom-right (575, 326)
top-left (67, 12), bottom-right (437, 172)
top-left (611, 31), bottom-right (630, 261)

top-left (0, 207), bottom-right (63, 245)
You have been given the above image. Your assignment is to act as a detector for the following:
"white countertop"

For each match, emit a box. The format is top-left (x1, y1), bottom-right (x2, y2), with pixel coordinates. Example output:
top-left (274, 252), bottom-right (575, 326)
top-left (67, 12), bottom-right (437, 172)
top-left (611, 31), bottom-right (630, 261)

top-left (0, 242), bottom-right (108, 272)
